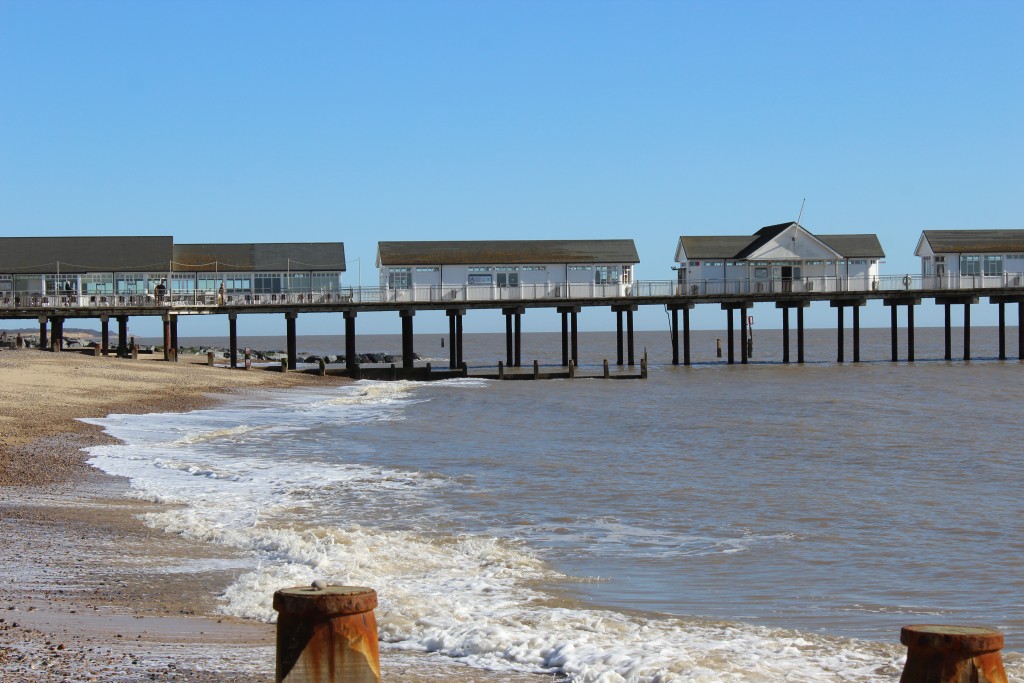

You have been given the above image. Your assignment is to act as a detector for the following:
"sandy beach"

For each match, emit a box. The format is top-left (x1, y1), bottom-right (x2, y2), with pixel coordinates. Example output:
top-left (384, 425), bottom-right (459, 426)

top-left (0, 348), bottom-right (549, 682)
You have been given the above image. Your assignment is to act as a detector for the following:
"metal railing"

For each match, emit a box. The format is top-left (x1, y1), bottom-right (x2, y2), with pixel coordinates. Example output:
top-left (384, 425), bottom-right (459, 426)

top-left (2, 272), bottom-right (1023, 311)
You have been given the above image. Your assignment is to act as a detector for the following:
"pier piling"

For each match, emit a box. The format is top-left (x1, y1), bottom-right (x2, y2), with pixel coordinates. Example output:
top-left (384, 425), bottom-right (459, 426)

top-left (273, 584), bottom-right (380, 683)
top-left (899, 625), bottom-right (1006, 683)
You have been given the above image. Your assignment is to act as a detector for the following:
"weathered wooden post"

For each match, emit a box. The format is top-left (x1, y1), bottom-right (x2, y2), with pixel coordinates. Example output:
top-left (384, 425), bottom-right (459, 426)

top-left (281, 358), bottom-right (288, 373)
top-left (533, 359), bottom-right (539, 379)
top-left (498, 360), bottom-right (504, 380)
top-left (273, 584), bottom-right (380, 683)
top-left (899, 625), bottom-right (1007, 683)
top-left (603, 358), bottom-right (609, 378)
top-left (568, 359), bottom-right (575, 379)
top-left (318, 359), bottom-right (326, 376)
top-left (207, 351), bottom-right (215, 366)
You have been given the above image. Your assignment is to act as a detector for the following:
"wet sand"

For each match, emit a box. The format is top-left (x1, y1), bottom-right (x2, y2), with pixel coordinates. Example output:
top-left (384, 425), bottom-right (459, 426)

top-left (0, 349), bottom-right (552, 682)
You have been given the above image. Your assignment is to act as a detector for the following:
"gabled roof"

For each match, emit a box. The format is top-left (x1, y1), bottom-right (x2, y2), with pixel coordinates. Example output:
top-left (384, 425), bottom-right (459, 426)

top-left (919, 230), bottom-right (1024, 254)
top-left (677, 222), bottom-right (885, 260)
top-left (376, 240), bottom-right (640, 267)
top-left (0, 236), bottom-right (173, 273)
top-left (173, 243), bottom-right (346, 272)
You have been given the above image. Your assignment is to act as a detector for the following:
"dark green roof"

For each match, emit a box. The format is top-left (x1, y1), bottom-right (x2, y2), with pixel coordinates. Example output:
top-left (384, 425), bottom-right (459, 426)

top-left (172, 243), bottom-right (346, 272)
top-left (377, 240), bottom-right (639, 266)
top-left (679, 223), bottom-right (884, 260)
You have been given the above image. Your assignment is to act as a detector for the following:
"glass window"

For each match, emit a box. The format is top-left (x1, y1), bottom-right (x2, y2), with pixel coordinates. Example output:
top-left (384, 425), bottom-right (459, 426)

top-left (984, 255), bottom-right (1003, 275)
top-left (468, 273), bottom-right (492, 285)
top-left (594, 265), bottom-right (621, 285)
top-left (388, 268), bottom-right (410, 289)
top-left (960, 255), bottom-right (981, 276)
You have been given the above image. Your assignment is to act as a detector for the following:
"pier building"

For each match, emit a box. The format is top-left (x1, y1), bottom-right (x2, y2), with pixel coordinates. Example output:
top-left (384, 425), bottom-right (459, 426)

top-left (674, 222), bottom-right (884, 295)
top-left (375, 239), bottom-right (640, 302)
top-left (915, 230), bottom-right (1024, 289)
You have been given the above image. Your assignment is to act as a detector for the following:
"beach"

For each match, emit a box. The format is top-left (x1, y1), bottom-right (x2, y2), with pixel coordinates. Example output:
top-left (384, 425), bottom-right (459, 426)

top-left (0, 349), bottom-right (546, 682)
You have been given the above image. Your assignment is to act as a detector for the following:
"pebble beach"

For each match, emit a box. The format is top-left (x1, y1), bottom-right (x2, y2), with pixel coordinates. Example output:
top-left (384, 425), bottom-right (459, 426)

top-left (0, 348), bottom-right (546, 682)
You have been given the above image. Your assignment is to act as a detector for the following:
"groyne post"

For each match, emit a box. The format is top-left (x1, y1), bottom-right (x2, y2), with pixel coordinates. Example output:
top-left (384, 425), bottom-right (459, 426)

top-left (208, 351), bottom-right (215, 366)
top-left (498, 360), bottom-right (504, 379)
top-left (898, 625), bottom-right (1006, 683)
top-left (533, 359), bottom-right (539, 379)
top-left (603, 358), bottom-right (609, 378)
top-left (281, 358), bottom-right (288, 372)
top-left (273, 584), bottom-right (380, 683)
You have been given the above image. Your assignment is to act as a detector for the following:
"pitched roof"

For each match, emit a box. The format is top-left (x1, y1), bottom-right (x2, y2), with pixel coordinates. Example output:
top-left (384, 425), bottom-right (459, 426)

top-left (376, 240), bottom-right (640, 266)
top-left (920, 230), bottom-right (1024, 254)
top-left (0, 236), bottom-right (173, 273)
top-left (678, 223), bottom-right (884, 260)
top-left (173, 243), bottom-right (346, 272)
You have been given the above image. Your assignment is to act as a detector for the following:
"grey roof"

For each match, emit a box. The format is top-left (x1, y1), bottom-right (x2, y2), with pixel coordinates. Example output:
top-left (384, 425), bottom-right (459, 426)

top-left (921, 230), bottom-right (1024, 254)
top-left (0, 236), bottom-right (173, 273)
top-left (377, 240), bottom-right (640, 266)
top-left (173, 243), bottom-right (346, 272)
top-left (679, 223), bottom-right (884, 260)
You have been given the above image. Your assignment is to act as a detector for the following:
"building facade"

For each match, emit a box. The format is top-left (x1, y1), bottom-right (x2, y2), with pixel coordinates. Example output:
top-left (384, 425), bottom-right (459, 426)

top-left (915, 230), bottom-right (1024, 289)
top-left (376, 240), bottom-right (640, 302)
top-left (674, 222), bottom-right (884, 295)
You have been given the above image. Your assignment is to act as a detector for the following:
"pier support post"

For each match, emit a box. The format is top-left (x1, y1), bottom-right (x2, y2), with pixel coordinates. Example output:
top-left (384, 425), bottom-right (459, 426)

top-left (797, 305), bottom-right (805, 364)
top-left (836, 304), bottom-right (845, 363)
top-left (116, 315), bottom-right (128, 358)
top-left (229, 313), bottom-right (238, 369)
top-left (286, 311), bottom-right (297, 370)
top-left (446, 309), bottom-right (464, 370)
top-left (726, 308), bottom-right (734, 364)
top-left (853, 304), bottom-right (861, 363)
top-left (781, 307), bottom-right (790, 363)
top-left (344, 311), bottom-right (357, 372)
top-left (502, 307), bottom-right (524, 367)
top-left (964, 302), bottom-right (971, 361)
top-left (1019, 301), bottom-right (1023, 360)
top-left (38, 315), bottom-right (48, 351)
top-left (998, 302), bottom-right (1006, 360)
top-left (100, 315), bottom-right (109, 356)
top-left (898, 624), bottom-right (1007, 683)
top-left (273, 585), bottom-right (380, 683)
top-left (670, 307), bottom-right (679, 365)
top-left (50, 316), bottom-right (64, 351)
top-left (515, 310), bottom-right (522, 367)
top-left (170, 315), bottom-right (179, 361)
top-left (907, 303), bottom-right (915, 362)
top-left (944, 303), bottom-right (952, 360)
top-left (682, 306), bottom-right (691, 366)
top-left (400, 309), bottom-right (415, 369)
top-left (615, 309), bottom-right (624, 366)
top-left (890, 303), bottom-right (899, 362)
top-left (558, 306), bottom-right (581, 368)
top-left (162, 314), bottom-right (171, 361)
top-left (504, 310), bottom-right (513, 367)
top-left (740, 306), bottom-right (748, 364)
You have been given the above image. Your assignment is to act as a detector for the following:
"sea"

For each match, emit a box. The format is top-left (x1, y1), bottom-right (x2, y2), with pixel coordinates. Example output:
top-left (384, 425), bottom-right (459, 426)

top-left (83, 326), bottom-right (1024, 682)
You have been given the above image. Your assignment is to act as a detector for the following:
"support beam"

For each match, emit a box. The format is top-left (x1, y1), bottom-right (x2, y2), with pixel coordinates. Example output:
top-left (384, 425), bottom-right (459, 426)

top-left (560, 310), bottom-right (569, 366)
top-left (39, 316), bottom-right (48, 351)
top-left (101, 315), bottom-right (109, 356)
top-left (51, 317), bottom-right (64, 351)
top-left (890, 304), bottom-right (898, 362)
top-left (740, 307), bottom-right (748, 364)
top-left (229, 313), bottom-right (239, 369)
top-left (162, 315), bottom-right (171, 361)
top-left (615, 310), bottom-right (624, 366)
top-left (170, 316), bottom-right (179, 362)
top-left (836, 305), bottom-right (844, 363)
top-left (505, 310), bottom-right (514, 367)
top-left (514, 311), bottom-right (522, 367)
top-left (116, 315), bottom-right (128, 358)
top-left (797, 305), bottom-right (805, 364)
top-left (782, 307), bottom-right (790, 364)
top-left (571, 309), bottom-right (579, 366)
top-left (1020, 301), bottom-right (1023, 360)
top-left (626, 308), bottom-right (635, 366)
top-left (937, 296), bottom-right (978, 362)
top-left (998, 302), bottom-right (1006, 360)
top-left (400, 309), bottom-right (415, 369)
top-left (852, 305), bottom-right (861, 363)
top-left (944, 303), bottom-right (952, 361)
top-left (449, 311), bottom-right (458, 369)
top-left (286, 312), bottom-right (297, 370)
top-left (726, 308), bottom-right (735, 364)
top-left (682, 306), bottom-right (691, 367)
top-left (455, 312), bottom-right (463, 368)
top-left (963, 302), bottom-right (971, 361)
top-left (907, 303), bottom-right (915, 362)
top-left (670, 308), bottom-right (679, 365)
top-left (344, 311), bottom-right (357, 371)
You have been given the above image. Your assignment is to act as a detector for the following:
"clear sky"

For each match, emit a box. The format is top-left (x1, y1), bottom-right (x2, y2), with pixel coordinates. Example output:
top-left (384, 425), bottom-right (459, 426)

top-left (1, 1), bottom-right (1022, 338)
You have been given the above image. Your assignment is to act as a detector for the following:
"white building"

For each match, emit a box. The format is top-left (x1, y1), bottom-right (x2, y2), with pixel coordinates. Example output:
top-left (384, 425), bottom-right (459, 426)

top-left (674, 222), bottom-right (884, 295)
top-left (915, 230), bottom-right (1024, 289)
top-left (376, 240), bottom-right (640, 302)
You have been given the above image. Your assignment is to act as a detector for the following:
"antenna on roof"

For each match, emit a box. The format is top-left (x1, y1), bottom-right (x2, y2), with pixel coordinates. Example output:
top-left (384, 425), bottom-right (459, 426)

top-left (796, 198), bottom-right (806, 226)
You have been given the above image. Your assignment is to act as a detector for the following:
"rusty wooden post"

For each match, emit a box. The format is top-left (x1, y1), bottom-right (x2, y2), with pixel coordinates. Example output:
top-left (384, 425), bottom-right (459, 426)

top-left (273, 585), bottom-right (380, 683)
top-left (899, 625), bottom-right (1006, 683)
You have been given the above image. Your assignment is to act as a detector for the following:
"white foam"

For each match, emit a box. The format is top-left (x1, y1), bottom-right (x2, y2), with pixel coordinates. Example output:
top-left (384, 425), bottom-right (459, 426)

top-left (83, 380), bottom-right (921, 682)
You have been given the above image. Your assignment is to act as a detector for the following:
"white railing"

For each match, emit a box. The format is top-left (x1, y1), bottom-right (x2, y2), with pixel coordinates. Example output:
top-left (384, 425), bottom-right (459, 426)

top-left (2, 272), bottom-right (1023, 310)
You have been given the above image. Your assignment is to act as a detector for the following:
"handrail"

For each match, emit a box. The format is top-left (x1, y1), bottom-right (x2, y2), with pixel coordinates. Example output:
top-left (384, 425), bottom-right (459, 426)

top-left (2, 272), bottom-right (1023, 310)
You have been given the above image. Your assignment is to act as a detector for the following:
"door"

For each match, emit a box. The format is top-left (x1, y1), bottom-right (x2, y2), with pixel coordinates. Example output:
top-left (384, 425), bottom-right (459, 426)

top-left (781, 266), bottom-right (793, 292)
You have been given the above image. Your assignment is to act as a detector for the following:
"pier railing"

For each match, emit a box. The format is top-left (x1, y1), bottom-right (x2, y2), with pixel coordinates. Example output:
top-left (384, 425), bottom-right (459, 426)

top-left (3, 272), bottom-right (1024, 311)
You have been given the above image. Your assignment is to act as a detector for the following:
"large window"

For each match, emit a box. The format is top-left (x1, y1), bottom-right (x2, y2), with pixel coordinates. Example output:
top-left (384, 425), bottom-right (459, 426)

top-left (960, 255), bottom-right (981, 276)
top-left (594, 265), bottom-right (621, 285)
top-left (81, 273), bottom-right (114, 294)
top-left (388, 268), bottom-right (410, 289)
top-left (984, 255), bottom-right (1003, 276)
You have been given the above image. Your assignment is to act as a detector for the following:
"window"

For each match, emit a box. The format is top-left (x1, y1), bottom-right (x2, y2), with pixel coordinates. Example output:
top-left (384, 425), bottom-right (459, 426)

top-left (416, 266), bottom-right (439, 272)
top-left (568, 265), bottom-right (591, 271)
top-left (754, 267), bottom-right (769, 278)
top-left (469, 266), bottom-right (493, 272)
top-left (388, 267), bottom-right (411, 289)
top-left (984, 255), bottom-right (1003, 275)
top-left (594, 265), bottom-right (621, 285)
top-left (922, 258), bottom-right (933, 277)
top-left (468, 273), bottom-right (492, 285)
top-left (622, 265), bottom-right (632, 283)
top-left (311, 272), bottom-right (341, 292)
top-left (960, 255), bottom-right (981, 276)
top-left (521, 265), bottom-right (546, 271)
top-left (496, 272), bottom-right (518, 287)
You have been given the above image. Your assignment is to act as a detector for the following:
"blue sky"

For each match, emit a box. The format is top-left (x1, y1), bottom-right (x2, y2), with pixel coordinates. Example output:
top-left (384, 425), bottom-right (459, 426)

top-left (1, 1), bottom-right (1022, 337)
